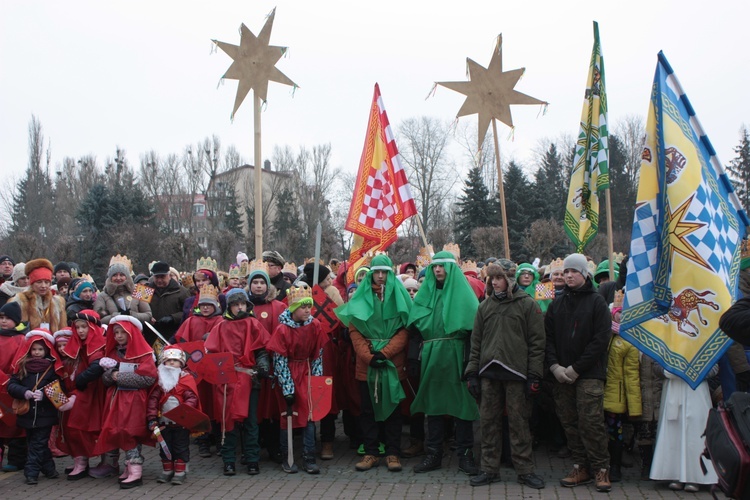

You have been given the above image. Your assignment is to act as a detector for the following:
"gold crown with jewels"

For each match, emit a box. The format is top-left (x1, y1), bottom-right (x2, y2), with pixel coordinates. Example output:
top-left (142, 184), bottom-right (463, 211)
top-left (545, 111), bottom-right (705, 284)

top-left (287, 283), bottom-right (313, 305)
top-left (228, 265), bottom-right (242, 280)
top-left (282, 262), bottom-right (297, 274)
top-left (195, 257), bottom-right (218, 273)
top-left (443, 243), bottom-right (460, 260)
top-left (249, 259), bottom-right (270, 276)
top-left (109, 254), bottom-right (132, 272)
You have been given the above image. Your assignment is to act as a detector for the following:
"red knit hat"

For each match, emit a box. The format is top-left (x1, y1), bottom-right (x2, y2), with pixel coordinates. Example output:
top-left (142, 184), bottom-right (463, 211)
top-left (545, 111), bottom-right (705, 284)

top-left (25, 258), bottom-right (54, 285)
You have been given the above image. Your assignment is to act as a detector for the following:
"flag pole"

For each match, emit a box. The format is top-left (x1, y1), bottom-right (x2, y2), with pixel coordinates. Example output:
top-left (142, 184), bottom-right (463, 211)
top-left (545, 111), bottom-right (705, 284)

top-left (605, 188), bottom-right (614, 279)
top-left (492, 119), bottom-right (511, 259)
top-left (254, 95), bottom-right (263, 258)
top-left (414, 214), bottom-right (430, 251)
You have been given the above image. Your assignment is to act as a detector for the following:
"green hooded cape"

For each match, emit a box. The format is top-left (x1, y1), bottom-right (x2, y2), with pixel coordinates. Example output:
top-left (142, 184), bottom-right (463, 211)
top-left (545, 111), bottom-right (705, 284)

top-left (407, 250), bottom-right (479, 420)
top-left (335, 254), bottom-right (410, 421)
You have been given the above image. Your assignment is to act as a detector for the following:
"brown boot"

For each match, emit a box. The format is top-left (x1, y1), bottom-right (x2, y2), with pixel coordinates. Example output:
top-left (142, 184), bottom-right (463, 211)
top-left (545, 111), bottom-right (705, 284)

top-left (560, 464), bottom-right (592, 487)
top-left (401, 439), bottom-right (424, 458)
top-left (320, 442), bottom-right (334, 460)
top-left (385, 455), bottom-right (402, 472)
top-left (595, 468), bottom-right (611, 492)
top-left (355, 455), bottom-right (380, 471)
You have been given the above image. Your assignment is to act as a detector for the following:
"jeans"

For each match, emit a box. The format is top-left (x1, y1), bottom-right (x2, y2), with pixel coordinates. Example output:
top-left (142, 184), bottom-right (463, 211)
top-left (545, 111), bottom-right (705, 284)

top-left (280, 422), bottom-right (316, 456)
top-left (359, 381), bottom-right (401, 456)
top-left (425, 416), bottom-right (474, 456)
top-left (221, 389), bottom-right (260, 463)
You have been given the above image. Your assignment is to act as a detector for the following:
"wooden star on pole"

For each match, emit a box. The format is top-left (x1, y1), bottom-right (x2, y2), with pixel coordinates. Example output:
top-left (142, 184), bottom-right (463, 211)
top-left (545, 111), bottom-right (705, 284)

top-left (213, 8), bottom-right (297, 119)
top-left (437, 35), bottom-right (547, 149)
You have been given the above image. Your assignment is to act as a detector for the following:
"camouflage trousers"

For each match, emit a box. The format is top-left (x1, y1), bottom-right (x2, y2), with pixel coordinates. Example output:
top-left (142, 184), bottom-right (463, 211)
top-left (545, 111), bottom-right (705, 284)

top-left (553, 378), bottom-right (610, 470)
top-left (479, 378), bottom-right (534, 475)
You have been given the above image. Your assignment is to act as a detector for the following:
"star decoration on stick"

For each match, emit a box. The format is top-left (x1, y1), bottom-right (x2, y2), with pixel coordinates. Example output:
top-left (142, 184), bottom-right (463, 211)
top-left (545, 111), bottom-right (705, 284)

top-left (213, 8), bottom-right (297, 119)
top-left (437, 35), bottom-right (547, 149)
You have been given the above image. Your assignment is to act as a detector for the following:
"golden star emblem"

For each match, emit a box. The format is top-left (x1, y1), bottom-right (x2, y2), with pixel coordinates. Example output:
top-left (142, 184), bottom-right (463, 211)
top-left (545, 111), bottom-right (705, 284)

top-left (437, 35), bottom-right (547, 149)
top-left (665, 194), bottom-right (711, 270)
top-left (213, 8), bottom-right (297, 119)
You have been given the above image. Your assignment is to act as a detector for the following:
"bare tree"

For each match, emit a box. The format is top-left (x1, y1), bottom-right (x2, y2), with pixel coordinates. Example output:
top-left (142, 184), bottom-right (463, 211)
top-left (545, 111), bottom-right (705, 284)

top-left (520, 218), bottom-right (572, 263)
top-left (613, 114), bottom-right (646, 188)
top-left (397, 116), bottom-right (456, 232)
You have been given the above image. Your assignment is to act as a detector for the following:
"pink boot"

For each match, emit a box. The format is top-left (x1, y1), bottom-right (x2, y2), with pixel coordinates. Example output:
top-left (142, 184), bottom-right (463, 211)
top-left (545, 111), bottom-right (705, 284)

top-left (118, 461), bottom-right (130, 482)
top-left (120, 463), bottom-right (142, 489)
top-left (67, 456), bottom-right (89, 481)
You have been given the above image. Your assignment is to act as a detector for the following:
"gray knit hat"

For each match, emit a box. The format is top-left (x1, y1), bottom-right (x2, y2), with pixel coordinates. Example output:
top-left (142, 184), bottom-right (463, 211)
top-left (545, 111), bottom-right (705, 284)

top-left (563, 253), bottom-right (589, 277)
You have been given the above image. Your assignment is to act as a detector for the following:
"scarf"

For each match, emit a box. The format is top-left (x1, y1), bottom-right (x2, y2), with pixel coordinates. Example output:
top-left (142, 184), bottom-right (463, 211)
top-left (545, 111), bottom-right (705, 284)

top-left (278, 308), bottom-right (313, 328)
top-left (26, 356), bottom-right (52, 373)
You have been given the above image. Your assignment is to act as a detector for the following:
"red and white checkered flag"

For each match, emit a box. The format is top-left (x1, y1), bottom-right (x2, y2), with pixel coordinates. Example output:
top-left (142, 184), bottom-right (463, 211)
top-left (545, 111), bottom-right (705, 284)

top-left (345, 84), bottom-right (417, 274)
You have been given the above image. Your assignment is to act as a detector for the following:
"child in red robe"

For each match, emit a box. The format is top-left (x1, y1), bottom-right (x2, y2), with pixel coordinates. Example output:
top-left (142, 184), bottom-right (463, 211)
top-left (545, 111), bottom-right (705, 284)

top-left (146, 347), bottom-right (200, 485)
top-left (0, 301), bottom-right (29, 472)
top-left (92, 315), bottom-right (156, 489)
top-left (173, 284), bottom-right (223, 458)
top-left (205, 288), bottom-right (270, 476)
top-left (57, 310), bottom-right (106, 480)
top-left (266, 284), bottom-right (326, 474)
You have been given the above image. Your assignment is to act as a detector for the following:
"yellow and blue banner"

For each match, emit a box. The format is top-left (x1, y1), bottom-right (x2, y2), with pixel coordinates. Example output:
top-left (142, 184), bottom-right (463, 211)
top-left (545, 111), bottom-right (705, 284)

top-left (564, 21), bottom-right (609, 252)
top-left (620, 52), bottom-right (749, 388)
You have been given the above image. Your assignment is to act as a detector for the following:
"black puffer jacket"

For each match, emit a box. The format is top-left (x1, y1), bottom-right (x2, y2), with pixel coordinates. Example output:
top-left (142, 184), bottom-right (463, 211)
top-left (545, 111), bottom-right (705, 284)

top-left (544, 279), bottom-right (611, 380)
top-left (7, 361), bottom-right (60, 429)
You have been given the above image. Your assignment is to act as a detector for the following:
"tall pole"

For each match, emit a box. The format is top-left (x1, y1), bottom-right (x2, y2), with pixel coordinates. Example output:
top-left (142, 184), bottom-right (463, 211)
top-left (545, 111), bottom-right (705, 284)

top-left (605, 188), bottom-right (615, 280)
top-left (491, 119), bottom-right (511, 259)
top-left (254, 95), bottom-right (263, 258)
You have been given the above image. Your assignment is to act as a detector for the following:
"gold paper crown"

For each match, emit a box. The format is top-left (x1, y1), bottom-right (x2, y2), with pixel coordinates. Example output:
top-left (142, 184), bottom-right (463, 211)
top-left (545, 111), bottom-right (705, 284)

top-left (199, 284), bottom-right (219, 303)
top-left (109, 254), bottom-right (132, 272)
top-left (613, 290), bottom-right (624, 308)
top-left (217, 271), bottom-right (229, 289)
top-left (249, 259), bottom-right (270, 276)
top-left (180, 272), bottom-right (194, 289)
top-left (548, 258), bottom-right (564, 274)
top-left (460, 260), bottom-right (478, 274)
top-left (195, 257), bottom-right (218, 273)
top-left (612, 252), bottom-right (625, 264)
top-left (81, 273), bottom-right (94, 283)
top-left (239, 261), bottom-right (248, 277)
top-left (443, 243), bottom-right (461, 260)
top-left (287, 283), bottom-right (313, 305)
top-left (282, 262), bottom-right (297, 274)
top-left (228, 265), bottom-right (241, 280)
top-left (416, 246), bottom-right (434, 269)
top-left (304, 257), bottom-right (326, 266)
top-left (587, 260), bottom-right (597, 276)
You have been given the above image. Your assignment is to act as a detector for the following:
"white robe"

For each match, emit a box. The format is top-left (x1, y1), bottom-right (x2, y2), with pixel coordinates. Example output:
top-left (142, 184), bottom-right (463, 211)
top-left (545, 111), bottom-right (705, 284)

top-left (650, 374), bottom-right (718, 485)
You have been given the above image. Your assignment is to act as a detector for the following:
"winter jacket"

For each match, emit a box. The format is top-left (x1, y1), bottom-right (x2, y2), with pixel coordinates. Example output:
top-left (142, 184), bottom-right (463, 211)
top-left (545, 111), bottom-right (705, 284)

top-left (465, 287), bottom-right (546, 381)
top-left (270, 272), bottom-right (291, 301)
top-left (719, 296), bottom-right (750, 346)
top-left (146, 376), bottom-right (199, 423)
top-left (634, 353), bottom-right (665, 422)
top-left (147, 278), bottom-right (190, 339)
top-left (544, 279), bottom-right (611, 381)
top-left (7, 363), bottom-right (60, 429)
top-left (603, 334), bottom-right (642, 416)
top-left (94, 276), bottom-right (153, 325)
top-left (66, 295), bottom-right (95, 324)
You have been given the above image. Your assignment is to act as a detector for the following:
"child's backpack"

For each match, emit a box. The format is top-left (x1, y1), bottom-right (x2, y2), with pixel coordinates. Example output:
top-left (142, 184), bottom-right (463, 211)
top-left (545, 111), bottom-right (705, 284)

top-left (702, 391), bottom-right (750, 499)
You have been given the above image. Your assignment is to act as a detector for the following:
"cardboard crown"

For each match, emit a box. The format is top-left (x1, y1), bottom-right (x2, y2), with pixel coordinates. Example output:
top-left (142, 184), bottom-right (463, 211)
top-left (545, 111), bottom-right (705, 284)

top-left (109, 254), bottom-right (132, 272)
top-left (195, 257), bottom-right (218, 273)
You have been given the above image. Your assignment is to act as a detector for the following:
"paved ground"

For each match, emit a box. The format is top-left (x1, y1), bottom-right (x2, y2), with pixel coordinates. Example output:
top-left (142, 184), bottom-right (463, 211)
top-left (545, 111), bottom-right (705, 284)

top-left (0, 429), bottom-right (717, 499)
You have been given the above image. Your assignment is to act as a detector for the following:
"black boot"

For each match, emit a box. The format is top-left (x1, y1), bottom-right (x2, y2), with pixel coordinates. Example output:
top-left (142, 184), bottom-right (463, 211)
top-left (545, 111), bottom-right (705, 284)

top-left (608, 441), bottom-right (622, 482)
top-left (458, 450), bottom-right (479, 476)
top-left (197, 434), bottom-right (212, 458)
top-left (413, 451), bottom-right (442, 473)
top-left (639, 444), bottom-right (653, 481)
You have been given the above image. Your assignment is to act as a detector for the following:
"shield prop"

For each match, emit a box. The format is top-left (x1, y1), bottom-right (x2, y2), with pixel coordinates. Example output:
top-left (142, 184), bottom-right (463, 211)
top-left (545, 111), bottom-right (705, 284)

top-left (175, 341), bottom-right (206, 378)
top-left (312, 285), bottom-right (342, 336)
top-left (309, 375), bottom-right (333, 421)
top-left (163, 404), bottom-right (211, 433)
top-left (197, 352), bottom-right (237, 385)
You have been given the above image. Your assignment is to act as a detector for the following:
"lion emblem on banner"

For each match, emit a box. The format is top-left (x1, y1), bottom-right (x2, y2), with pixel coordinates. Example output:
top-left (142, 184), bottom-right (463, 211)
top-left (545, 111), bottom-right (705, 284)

top-left (657, 288), bottom-right (719, 337)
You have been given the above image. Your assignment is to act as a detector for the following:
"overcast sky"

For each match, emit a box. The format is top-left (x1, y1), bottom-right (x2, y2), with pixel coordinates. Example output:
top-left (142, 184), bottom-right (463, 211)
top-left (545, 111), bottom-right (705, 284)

top-left (1, 1), bottom-right (748, 188)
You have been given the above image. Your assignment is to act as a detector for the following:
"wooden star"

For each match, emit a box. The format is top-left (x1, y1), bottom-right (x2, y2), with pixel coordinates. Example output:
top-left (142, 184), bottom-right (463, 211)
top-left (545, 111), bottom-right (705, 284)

top-left (437, 35), bottom-right (546, 149)
top-left (213, 8), bottom-right (297, 118)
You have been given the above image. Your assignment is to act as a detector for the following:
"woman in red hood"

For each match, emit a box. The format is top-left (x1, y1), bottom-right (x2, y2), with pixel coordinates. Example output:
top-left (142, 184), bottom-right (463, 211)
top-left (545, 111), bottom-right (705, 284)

top-left (57, 310), bottom-right (107, 480)
top-left (91, 315), bottom-right (156, 489)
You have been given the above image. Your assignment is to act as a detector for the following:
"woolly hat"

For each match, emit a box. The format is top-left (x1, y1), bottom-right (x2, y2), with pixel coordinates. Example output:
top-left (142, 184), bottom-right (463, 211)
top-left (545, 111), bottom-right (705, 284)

top-left (197, 284), bottom-right (220, 310)
top-left (56, 276), bottom-right (72, 290)
top-left (54, 262), bottom-right (71, 275)
top-left (107, 262), bottom-right (130, 279)
top-left (403, 278), bottom-right (420, 291)
top-left (236, 251), bottom-right (249, 266)
top-left (0, 301), bottom-right (22, 325)
top-left (11, 263), bottom-right (26, 282)
top-left (26, 258), bottom-right (54, 285)
top-left (486, 259), bottom-right (518, 297)
top-left (0, 255), bottom-right (14, 266)
top-left (133, 273), bottom-right (149, 284)
top-left (72, 280), bottom-right (94, 298)
top-left (226, 287), bottom-right (250, 306)
top-left (563, 253), bottom-right (589, 277)
top-left (302, 263), bottom-right (331, 285)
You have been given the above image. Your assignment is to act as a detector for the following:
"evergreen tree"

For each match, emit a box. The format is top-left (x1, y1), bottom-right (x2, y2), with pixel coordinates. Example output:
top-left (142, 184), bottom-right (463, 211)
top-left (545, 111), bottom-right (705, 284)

top-left (223, 184), bottom-right (244, 238)
top-left (272, 187), bottom-right (305, 262)
top-left (502, 161), bottom-right (531, 261)
top-left (607, 134), bottom-right (637, 235)
top-left (454, 166), bottom-right (494, 259)
top-left (727, 127), bottom-right (750, 214)
top-left (530, 144), bottom-right (567, 222)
